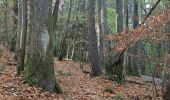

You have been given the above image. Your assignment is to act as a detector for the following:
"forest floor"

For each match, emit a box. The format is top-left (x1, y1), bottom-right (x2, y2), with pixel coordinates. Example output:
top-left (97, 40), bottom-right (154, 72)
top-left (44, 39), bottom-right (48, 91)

top-left (0, 44), bottom-right (163, 100)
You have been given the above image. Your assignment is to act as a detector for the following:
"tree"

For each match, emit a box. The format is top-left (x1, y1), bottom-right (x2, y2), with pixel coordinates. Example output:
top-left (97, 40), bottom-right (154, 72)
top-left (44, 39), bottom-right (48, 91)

top-left (17, 0), bottom-right (27, 75)
top-left (130, 0), bottom-right (140, 76)
top-left (163, 2), bottom-right (170, 99)
top-left (25, 0), bottom-right (62, 93)
top-left (11, 0), bottom-right (18, 52)
top-left (4, 0), bottom-right (8, 46)
top-left (15, 0), bottom-right (22, 59)
top-left (87, 0), bottom-right (102, 76)
top-left (116, 0), bottom-right (123, 33)
top-left (98, 0), bottom-right (111, 76)
top-left (114, 0), bottom-right (124, 83)
top-left (58, 0), bottom-right (73, 61)
top-left (101, 0), bottom-right (109, 56)
top-left (53, 0), bottom-right (60, 57)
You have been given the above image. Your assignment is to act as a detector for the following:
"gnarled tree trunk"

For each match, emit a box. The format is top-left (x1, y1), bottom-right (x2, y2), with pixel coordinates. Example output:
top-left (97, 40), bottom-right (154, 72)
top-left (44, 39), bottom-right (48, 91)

top-left (25, 0), bottom-right (62, 93)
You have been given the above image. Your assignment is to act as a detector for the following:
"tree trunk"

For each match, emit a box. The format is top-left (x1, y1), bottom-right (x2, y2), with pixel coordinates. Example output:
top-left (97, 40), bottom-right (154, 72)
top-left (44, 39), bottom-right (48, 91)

top-left (130, 0), bottom-right (140, 76)
top-left (114, 0), bottom-right (124, 84)
top-left (53, 0), bottom-right (60, 57)
top-left (163, 52), bottom-right (170, 99)
top-left (88, 0), bottom-right (102, 76)
top-left (4, 0), bottom-right (8, 46)
top-left (15, 0), bottom-right (22, 59)
top-left (116, 0), bottom-right (123, 33)
top-left (58, 0), bottom-right (73, 61)
top-left (11, 0), bottom-right (18, 52)
top-left (25, 0), bottom-right (62, 93)
top-left (17, 0), bottom-right (27, 75)
top-left (163, 20), bottom-right (170, 99)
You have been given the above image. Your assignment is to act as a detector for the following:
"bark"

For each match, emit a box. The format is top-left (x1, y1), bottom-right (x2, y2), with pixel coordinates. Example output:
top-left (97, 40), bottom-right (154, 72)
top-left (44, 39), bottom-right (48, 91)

top-left (163, 17), bottom-right (170, 98)
top-left (52, 0), bottom-right (60, 32)
top-left (4, 0), bottom-right (8, 46)
top-left (114, 0), bottom-right (124, 83)
top-left (58, 0), bottom-right (73, 61)
top-left (17, 0), bottom-right (27, 75)
top-left (129, 0), bottom-right (140, 76)
top-left (15, 0), bottom-right (22, 58)
top-left (97, 0), bottom-right (102, 69)
top-left (98, 0), bottom-right (111, 75)
top-left (125, 0), bottom-right (129, 32)
top-left (97, 0), bottom-right (102, 36)
top-left (133, 0), bottom-right (138, 29)
top-left (88, 0), bottom-right (102, 76)
top-left (53, 0), bottom-right (60, 56)
top-left (130, 0), bottom-right (139, 75)
top-left (163, 52), bottom-right (170, 99)
top-left (116, 0), bottom-right (123, 33)
top-left (25, 0), bottom-right (62, 93)
top-left (101, 0), bottom-right (109, 35)
top-left (11, 0), bottom-right (18, 52)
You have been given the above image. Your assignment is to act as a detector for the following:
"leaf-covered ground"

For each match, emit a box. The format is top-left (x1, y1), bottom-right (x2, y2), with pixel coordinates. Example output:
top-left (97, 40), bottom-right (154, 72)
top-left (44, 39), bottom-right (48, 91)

top-left (0, 45), bottom-right (163, 100)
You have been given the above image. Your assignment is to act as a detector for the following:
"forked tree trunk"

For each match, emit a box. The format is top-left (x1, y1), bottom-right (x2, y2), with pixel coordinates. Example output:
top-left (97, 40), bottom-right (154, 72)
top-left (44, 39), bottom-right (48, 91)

top-left (25, 0), bottom-right (62, 93)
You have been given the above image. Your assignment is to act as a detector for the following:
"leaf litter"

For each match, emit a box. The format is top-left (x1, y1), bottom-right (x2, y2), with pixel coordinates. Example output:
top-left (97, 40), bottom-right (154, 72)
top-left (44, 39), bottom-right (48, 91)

top-left (0, 45), bottom-right (163, 100)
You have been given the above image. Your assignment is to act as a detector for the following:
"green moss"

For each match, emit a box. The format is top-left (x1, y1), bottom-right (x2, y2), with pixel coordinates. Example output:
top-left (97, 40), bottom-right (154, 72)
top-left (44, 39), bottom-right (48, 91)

top-left (107, 72), bottom-right (113, 80)
top-left (23, 55), bottom-right (33, 85)
top-left (55, 80), bottom-right (63, 94)
top-left (114, 94), bottom-right (126, 100)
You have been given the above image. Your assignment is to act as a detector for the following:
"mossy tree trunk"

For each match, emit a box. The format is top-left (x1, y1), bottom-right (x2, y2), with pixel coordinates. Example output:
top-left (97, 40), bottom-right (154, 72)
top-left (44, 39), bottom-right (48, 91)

top-left (25, 0), bottom-right (62, 93)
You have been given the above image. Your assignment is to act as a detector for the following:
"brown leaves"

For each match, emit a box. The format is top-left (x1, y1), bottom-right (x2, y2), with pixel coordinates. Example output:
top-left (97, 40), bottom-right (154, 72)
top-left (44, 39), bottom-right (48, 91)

top-left (103, 8), bottom-right (170, 53)
top-left (0, 45), bottom-right (163, 99)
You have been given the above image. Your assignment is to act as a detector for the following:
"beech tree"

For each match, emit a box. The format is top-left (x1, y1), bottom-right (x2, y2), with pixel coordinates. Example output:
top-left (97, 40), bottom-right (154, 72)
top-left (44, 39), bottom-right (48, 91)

top-left (17, 0), bottom-right (27, 75)
top-left (87, 0), bottom-right (102, 76)
top-left (25, 0), bottom-right (62, 93)
top-left (114, 0), bottom-right (124, 83)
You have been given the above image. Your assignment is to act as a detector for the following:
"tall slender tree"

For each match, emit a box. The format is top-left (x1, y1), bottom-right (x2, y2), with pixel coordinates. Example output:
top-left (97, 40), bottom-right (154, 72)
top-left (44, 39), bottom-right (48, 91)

top-left (4, 0), bottom-right (8, 45)
top-left (15, 0), bottom-right (22, 58)
top-left (116, 0), bottom-right (123, 33)
top-left (114, 0), bottom-right (124, 83)
top-left (163, 2), bottom-right (170, 99)
top-left (53, 0), bottom-right (60, 57)
top-left (58, 0), bottom-right (73, 61)
top-left (88, 0), bottom-right (102, 76)
top-left (17, 0), bottom-right (27, 75)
